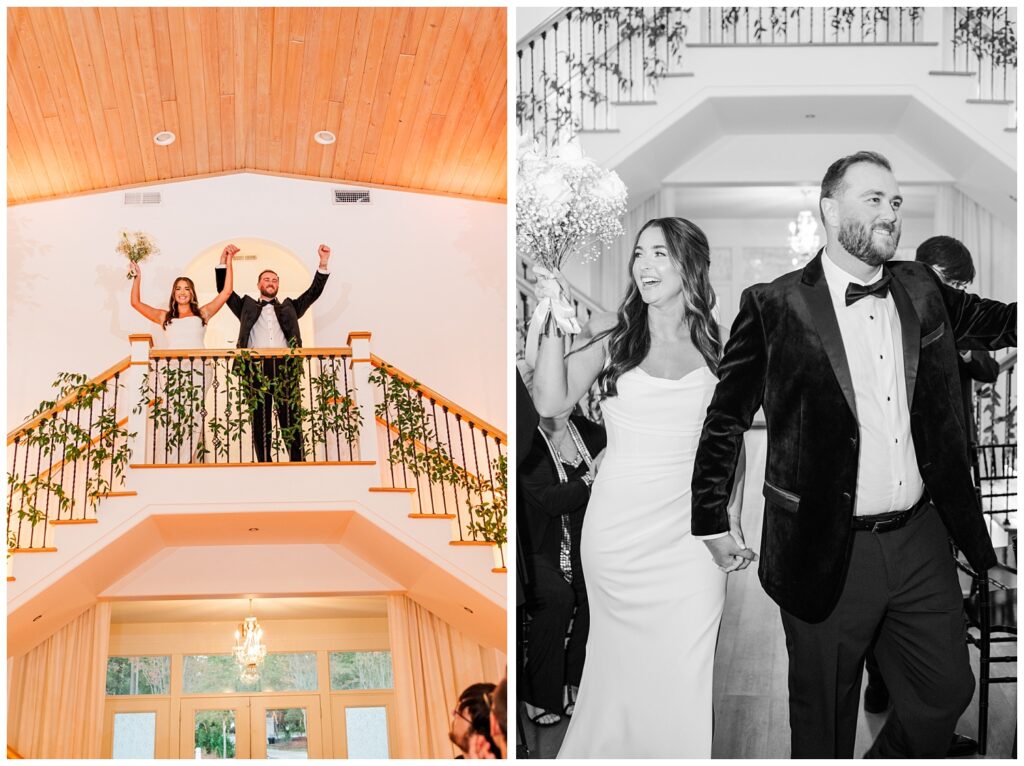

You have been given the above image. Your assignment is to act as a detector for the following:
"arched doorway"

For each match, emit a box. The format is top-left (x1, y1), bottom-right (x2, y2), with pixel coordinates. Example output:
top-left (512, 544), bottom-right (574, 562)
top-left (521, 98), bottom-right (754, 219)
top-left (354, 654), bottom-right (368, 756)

top-left (183, 238), bottom-right (315, 349)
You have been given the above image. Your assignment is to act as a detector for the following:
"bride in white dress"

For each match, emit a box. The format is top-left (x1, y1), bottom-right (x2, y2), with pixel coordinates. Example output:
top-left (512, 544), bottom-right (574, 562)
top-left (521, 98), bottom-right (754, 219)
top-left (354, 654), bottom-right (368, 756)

top-left (129, 245), bottom-right (237, 460)
top-left (531, 218), bottom-right (755, 758)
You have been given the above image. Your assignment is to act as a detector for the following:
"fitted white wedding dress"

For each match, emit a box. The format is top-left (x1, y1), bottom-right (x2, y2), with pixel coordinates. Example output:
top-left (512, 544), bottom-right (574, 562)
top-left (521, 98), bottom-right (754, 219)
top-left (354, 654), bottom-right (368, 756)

top-left (156, 316), bottom-right (210, 462)
top-left (557, 364), bottom-right (727, 759)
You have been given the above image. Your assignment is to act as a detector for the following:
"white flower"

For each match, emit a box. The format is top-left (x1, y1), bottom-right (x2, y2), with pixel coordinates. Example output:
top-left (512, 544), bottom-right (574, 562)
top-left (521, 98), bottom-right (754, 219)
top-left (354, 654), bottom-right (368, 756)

top-left (590, 171), bottom-right (628, 205)
top-left (533, 168), bottom-right (572, 214)
top-left (552, 137), bottom-right (591, 170)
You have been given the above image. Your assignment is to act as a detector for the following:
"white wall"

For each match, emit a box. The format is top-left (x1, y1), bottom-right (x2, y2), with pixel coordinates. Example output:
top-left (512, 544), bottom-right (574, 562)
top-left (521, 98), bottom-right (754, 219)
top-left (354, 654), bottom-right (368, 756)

top-left (8, 173), bottom-right (506, 429)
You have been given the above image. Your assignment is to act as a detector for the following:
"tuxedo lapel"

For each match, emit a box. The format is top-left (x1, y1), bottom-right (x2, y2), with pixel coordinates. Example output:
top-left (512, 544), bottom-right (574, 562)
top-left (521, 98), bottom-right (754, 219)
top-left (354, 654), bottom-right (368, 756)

top-left (799, 251), bottom-right (859, 422)
top-left (886, 267), bottom-right (921, 408)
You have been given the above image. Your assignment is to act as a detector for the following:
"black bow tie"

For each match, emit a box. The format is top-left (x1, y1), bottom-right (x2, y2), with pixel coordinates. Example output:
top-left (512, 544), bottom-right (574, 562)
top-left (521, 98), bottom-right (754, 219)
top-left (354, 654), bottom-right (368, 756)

top-left (845, 274), bottom-right (892, 306)
top-left (259, 298), bottom-right (278, 306)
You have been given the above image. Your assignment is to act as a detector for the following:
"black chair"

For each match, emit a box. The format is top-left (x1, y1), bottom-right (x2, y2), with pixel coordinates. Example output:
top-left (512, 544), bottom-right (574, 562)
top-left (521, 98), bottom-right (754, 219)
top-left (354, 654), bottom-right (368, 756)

top-left (955, 548), bottom-right (1016, 756)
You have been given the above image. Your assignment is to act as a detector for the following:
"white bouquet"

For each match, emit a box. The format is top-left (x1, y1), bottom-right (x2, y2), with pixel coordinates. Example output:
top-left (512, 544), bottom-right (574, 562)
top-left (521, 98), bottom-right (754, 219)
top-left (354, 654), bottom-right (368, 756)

top-left (517, 135), bottom-right (627, 365)
top-left (117, 230), bottom-right (159, 280)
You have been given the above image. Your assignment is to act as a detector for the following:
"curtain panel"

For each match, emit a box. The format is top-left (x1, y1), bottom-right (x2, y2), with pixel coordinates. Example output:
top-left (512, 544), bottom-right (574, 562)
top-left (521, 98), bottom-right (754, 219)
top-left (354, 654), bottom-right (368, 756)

top-left (8, 603), bottom-right (112, 758)
top-left (386, 595), bottom-right (505, 758)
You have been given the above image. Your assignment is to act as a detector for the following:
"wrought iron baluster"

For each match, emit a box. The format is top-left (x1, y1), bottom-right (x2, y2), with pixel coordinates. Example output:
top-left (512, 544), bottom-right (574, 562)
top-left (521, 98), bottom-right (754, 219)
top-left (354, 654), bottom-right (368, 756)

top-left (340, 357), bottom-right (352, 460)
top-left (21, 433), bottom-right (32, 548)
top-left (552, 22), bottom-right (560, 136)
top-left (83, 395), bottom-right (96, 519)
top-left (516, 49), bottom-right (523, 132)
top-left (529, 41), bottom-right (536, 135)
top-left (566, 12), bottom-right (574, 130)
top-left (406, 386), bottom-right (423, 511)
top-left (8, 437), bottom-right (19, 550)
top-left (32, 433), bottom-right (43, 531)
top-left (152, 359), bottom-right (159, 463)
top-left (603, 14), bottom-right (609, 128)
top-left (443, 407), bottom-right (464, 540)
top-left (111, 373), bottom-right (120, 484)
top-left (44, 415), bottom-right (56, 522)
top-left (431, 399), bottom-right (448, 518)
top-left (455, 415), bottom-right (475, 541)
top-left (541, 30), bottom-right (548, 146)
top-left (381, 371), bottom-right (396, 486)
top-left (468, 422), bottom-right (485, 541)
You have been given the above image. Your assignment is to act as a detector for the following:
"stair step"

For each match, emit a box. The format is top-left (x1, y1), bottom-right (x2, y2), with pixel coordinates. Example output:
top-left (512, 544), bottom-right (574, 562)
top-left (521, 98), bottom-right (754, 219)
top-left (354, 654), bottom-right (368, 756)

top-left (95, 491), bottom-right (137, 498)
top-left (50, 518), bottom-right (99, 525)
top-left (449, 540), bottom-right (494, 547)
top-left (7, 576), bottom-right (15, 582)
top-left (409, 513), bottom-right (456, 519)
top-left (577, 129), bottom-right (621, 134)
top-left (661, 71), bottom-right (695, 78)
top-left (929, 70), bottom-right (977, 77)
top-left (611, 100), bottom-right (658, 106)
top-left (966, 99), bottom-right (1014, 105)
top-left (369, 486), bottom-right (415, 493)
top-left (9, 547), bottom-right (58, 554)
top-left (492, 567), bottom-right (507, 574)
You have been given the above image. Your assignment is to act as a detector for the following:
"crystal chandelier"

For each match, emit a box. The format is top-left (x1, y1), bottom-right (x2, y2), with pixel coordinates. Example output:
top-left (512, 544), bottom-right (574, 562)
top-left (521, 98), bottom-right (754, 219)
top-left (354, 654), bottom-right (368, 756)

top-left (787, 209), bottom-right (821, 265)
top-left (233, 599), bottom-right (267, 683)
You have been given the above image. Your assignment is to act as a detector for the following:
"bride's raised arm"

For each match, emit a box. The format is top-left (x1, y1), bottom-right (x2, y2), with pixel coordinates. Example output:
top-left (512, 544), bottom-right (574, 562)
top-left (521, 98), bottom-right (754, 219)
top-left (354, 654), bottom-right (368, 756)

top-left (128, 262), bottom-right (167, 325)
top-left (532, 311), bottom-right (616, 417)
top-left (200, 244), bottom-right (238, 320)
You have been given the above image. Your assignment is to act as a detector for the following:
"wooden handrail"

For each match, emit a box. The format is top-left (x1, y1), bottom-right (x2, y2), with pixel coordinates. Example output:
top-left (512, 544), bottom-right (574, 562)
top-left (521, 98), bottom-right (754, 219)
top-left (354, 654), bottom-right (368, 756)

top-left (7, 357), bottom-right (131, 444)
top-left (149, 347), bottom-right (352, 359)
top-left (370, 355), bottom-right (507, 444)
top-left (999, 350), bottom-right (1017, 373)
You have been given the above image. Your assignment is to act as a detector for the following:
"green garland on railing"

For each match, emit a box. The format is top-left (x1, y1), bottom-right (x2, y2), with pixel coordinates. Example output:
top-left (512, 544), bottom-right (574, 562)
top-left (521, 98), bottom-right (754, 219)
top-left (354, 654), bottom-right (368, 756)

top-left (953, 7), bottom-right (1017, 68)
top-left (369, 364), bottom-right (507, 545)
top-left (138, 345), bottom-right (362, 462)
top-left (8, 372), bottom-right (134, 533)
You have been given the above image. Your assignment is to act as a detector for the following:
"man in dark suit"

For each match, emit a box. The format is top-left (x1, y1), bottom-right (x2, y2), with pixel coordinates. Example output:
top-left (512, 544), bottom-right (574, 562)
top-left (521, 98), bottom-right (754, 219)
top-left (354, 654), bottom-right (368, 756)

top-left (691, 151), bottom-right (1016, 758)
top-left (215, 244), bottom-right (331, 462)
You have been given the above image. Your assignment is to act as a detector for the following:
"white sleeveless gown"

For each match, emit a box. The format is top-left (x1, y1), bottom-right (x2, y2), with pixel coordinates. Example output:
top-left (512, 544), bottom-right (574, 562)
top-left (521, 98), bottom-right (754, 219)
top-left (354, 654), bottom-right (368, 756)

top-left (557, 365), bottom-right (727, 758)
top-left (157, 316), bottom-right (210, 461)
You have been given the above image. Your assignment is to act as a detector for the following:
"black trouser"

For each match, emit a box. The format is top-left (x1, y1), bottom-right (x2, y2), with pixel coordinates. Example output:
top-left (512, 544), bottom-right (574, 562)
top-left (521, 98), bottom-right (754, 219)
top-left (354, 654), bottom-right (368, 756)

top-left (251, 357), bottom-right (304, 462)
top-left (524, 553), bottom-right (589, 712)
top-left (780, 503), bottom-right (974, 758)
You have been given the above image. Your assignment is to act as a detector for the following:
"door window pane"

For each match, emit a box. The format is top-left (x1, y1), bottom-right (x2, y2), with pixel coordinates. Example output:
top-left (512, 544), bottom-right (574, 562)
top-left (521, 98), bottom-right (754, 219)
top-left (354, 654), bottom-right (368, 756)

top-left (329, 651), bottom-right (393, 690)
top-left (265, 708), bottom-right (308, 759)
top-left (193, 710), bottom-right (237, 759)
top-left (183, 653), bottom-right (317, 693)
top-left (112, 712), bottom-right (156, 759)
top-left (345, 706), bottom-right (389, 759)
top-left (106, 656), bottom-right (170, 695)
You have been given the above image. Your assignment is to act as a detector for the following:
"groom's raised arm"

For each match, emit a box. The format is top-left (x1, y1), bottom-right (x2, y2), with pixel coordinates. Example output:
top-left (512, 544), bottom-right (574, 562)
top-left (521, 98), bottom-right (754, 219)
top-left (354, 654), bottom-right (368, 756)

top-left (691, 287), bottom-right (769, 536)
top-left (215, 255), bottom-right (243, 318)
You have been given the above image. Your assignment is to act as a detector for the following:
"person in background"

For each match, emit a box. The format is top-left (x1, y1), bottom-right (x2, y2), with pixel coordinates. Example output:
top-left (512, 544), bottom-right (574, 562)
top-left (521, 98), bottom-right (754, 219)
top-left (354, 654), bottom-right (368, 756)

top-left (450, 682), bottom-right (498, 758)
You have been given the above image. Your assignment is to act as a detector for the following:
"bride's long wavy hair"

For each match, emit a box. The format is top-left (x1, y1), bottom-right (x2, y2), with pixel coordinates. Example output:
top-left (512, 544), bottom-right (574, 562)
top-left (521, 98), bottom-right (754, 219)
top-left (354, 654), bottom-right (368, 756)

top-left (593, 217), bottom-right (722, 398)
top-left (164, 277), bottom-right (205, 329)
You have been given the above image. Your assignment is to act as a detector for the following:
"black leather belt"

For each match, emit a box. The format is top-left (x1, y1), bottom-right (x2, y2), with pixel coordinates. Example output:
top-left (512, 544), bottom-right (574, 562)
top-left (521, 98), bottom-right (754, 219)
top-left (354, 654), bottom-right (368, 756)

top-left (851, 494), bottom-right (929, 534)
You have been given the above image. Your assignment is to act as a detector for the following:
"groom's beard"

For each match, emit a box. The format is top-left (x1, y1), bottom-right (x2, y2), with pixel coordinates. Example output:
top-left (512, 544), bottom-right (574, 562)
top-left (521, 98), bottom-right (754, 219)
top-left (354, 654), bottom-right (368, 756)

top-left (838, 217), bottom-right (901, 267)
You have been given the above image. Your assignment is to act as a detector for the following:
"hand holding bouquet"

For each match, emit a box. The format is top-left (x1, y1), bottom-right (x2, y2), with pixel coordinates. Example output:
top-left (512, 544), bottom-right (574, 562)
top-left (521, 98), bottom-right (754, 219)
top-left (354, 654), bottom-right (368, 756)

top-left (117, 231), bottom-right (159, 280)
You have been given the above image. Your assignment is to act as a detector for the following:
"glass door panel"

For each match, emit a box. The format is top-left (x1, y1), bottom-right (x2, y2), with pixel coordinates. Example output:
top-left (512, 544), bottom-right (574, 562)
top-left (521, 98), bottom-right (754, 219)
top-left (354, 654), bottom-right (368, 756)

top-left (179, 698), bottom-right (251, 759)
top-left (250, 695), bottom-right (323, 759)
top-left (102, 699), bottom-right (170, 758)
top-left (330, 693), bottom-right (396, 759)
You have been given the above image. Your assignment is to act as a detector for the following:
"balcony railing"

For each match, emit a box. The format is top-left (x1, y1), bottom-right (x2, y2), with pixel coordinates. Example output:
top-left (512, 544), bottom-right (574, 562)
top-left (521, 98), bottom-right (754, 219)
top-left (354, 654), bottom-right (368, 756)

top-left (368, 357), bottom-right (507, 565)
top-left (141, 347), bottom-right (359, 465)
top-left (517, 6), bottom-right (1017, 144)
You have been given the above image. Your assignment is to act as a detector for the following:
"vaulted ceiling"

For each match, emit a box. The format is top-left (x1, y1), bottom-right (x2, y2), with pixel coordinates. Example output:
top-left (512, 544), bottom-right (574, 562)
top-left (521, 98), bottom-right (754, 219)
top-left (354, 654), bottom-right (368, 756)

top-left (7, 7), bottom-right (507, 205)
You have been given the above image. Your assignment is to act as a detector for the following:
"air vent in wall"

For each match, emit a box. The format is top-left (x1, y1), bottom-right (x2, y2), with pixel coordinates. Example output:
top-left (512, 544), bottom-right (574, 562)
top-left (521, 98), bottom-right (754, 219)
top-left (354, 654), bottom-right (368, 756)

top-left (123, 191), bottom-right (162, 205)
top-left (333, 189), bottom-right (371, 205)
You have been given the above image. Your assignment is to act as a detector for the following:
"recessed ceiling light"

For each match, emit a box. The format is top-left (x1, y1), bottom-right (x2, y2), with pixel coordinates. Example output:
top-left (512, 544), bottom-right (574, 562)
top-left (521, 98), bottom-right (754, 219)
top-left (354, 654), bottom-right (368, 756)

top-left (314, 130), bottom-right (336, 145)
top-left (153, 131), bottom-right (176, 146)
top-left (804, 114), bottom-right (816, 119)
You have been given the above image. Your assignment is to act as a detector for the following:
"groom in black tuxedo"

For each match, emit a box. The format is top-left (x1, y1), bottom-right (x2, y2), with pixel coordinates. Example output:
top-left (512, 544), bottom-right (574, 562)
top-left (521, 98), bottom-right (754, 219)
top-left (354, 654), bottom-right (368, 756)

top-left (692, 151), bottom-right (1016, 758)
top-left (215, 244), bottom-right (331, 462)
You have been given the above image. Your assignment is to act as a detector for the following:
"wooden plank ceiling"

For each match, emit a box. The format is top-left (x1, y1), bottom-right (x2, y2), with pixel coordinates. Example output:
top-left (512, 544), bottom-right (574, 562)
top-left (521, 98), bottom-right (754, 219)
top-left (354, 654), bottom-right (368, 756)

top-left (7, 7), bottom-right (507, 205)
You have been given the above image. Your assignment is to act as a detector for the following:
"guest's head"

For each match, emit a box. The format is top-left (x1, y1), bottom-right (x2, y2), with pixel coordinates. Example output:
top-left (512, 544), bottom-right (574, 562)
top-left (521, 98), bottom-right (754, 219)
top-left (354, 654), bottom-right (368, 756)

top-left (819, 150), bottom-right (903, 267)
top-left (489, 677), bottom-right (507, 758)
top-left (164, 277), bottom-right (203, 328)
top-left (915, 235), bottom-right (974, 289)
top-left (595, 217), bottom-right (721, 397)
top-left (257, 269), bottom-right (280, 299)
top-left (449, 682), bottom-right (497, 756)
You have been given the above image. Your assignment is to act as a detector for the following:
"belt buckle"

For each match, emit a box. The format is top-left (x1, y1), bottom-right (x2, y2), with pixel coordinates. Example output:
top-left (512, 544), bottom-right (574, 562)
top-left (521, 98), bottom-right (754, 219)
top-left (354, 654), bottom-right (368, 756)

top-left (871, 517), bottom-right (894, 534)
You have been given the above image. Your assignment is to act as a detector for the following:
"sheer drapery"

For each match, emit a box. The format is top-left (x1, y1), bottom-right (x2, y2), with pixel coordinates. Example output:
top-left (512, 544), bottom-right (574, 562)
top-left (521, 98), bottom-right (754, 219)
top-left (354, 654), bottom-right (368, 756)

top-left (386, 595), bottom-right (505, 758)
top-left (934, 186), bottom-right (1016, 302)
top-left (8, 603), bottom-right (112, 758)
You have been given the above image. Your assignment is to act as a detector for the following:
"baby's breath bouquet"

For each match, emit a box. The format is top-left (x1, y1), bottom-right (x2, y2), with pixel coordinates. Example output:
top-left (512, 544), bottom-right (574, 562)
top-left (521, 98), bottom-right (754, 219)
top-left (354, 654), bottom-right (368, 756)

top-left (517, 135), bottom-right (627, 365)
top-left (117, 230), bottom-right (159, 279)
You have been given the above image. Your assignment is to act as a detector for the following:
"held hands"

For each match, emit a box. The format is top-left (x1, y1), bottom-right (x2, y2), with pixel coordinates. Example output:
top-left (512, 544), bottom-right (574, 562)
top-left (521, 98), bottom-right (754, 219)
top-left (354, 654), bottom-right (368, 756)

top-left (466, 732), bottom-right (496, 759)
top-left (703, 529), bottom-right (757, 574)
top-left (317, 243), bottom-right (331, 267)
top-left (220, 244), bottom-right (239, 264)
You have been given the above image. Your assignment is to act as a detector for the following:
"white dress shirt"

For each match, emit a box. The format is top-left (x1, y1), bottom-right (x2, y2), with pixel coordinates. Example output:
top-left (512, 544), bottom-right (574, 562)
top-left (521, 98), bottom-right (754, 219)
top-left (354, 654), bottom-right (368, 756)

top-left (821, 250), bottom-right (925, 516)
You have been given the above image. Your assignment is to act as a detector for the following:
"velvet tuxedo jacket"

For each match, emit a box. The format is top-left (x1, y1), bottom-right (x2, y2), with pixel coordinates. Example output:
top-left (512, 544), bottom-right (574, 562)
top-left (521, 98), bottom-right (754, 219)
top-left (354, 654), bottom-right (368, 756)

top-left (215, 268), bottom-right (328, 348)
top-left (691, 251), bottom-right (1017, 623)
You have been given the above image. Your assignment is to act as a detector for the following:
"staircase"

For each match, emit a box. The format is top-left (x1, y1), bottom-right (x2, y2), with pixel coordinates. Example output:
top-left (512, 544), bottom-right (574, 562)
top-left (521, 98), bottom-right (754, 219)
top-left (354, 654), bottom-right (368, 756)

top-left (517, 7), bottom-right (1017, 220)
top-left (8, 331), bottom-right (506, 656)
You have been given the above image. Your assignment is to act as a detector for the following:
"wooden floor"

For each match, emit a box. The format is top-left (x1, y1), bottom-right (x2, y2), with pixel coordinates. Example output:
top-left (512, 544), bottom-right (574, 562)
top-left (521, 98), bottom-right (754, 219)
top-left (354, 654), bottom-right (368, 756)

top-left (518, 431), bottom-right (1017, 758)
